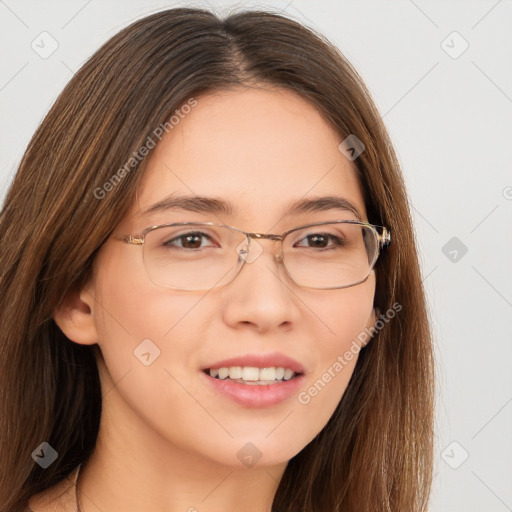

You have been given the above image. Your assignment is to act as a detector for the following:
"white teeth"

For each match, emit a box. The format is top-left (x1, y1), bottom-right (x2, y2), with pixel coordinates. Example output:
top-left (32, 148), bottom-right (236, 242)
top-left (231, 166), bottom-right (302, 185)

top-left (259, 367), bottom-right (276, 380)
top-left (207, 366), bottom-right (298, 382)
top-left (242, 367), bottom-right (260, 381)
top-left (218, 367), bottom-right (229, 379)
top-left (228, 366), bottom-right (243, 379)
top-left (283, 368), bottom-right (294, 380)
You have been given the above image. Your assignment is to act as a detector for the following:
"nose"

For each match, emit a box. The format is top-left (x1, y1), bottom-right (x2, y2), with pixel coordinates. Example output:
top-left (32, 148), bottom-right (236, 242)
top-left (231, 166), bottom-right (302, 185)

top-left (220, 237), bottom-right (301, 333)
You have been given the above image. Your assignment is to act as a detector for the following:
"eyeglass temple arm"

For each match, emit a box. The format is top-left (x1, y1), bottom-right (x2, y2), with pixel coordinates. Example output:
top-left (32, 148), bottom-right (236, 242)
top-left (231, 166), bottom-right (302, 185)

top-left (378, 227), bottom-right (391, 248)
top-left (119, 234), bottom-right (144, 245)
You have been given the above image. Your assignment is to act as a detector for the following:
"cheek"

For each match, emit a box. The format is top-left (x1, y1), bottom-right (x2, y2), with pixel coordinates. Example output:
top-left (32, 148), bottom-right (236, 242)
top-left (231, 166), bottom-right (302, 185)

top-left (89, 242), bottom-right (212, 406)
top-left (90, 253), bottom-right (227, 456)
top-left (311, 273), bottom-right (375, 350)
top-left (92, 240), bottom-right (207, 345)
top-left (292, 276), bottom-right (375, 435)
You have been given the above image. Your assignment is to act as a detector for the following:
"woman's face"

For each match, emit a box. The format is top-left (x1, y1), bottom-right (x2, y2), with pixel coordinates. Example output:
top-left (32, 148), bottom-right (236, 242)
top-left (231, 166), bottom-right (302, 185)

top-left (83, 86), bottom-right (376, 469)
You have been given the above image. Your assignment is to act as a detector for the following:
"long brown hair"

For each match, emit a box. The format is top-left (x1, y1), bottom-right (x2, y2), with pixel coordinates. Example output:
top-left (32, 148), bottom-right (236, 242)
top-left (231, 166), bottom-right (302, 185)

top-left (0, 7), bottom-right (434, 511)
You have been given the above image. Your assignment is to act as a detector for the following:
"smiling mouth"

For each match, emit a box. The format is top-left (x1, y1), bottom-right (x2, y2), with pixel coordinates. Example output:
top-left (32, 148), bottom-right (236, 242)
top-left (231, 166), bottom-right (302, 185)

top-left (203, 366), bottom-right (302, 385)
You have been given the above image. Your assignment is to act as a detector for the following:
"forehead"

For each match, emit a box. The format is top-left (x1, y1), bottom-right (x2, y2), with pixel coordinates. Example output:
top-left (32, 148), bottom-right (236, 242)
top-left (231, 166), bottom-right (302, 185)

top-left (132, 86), bottom-right (366, 228)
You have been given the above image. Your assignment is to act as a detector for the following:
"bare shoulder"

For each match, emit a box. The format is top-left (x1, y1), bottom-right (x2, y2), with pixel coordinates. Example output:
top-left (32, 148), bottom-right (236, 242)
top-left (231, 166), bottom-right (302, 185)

top-left (28, 474), bottom-right (76, 512)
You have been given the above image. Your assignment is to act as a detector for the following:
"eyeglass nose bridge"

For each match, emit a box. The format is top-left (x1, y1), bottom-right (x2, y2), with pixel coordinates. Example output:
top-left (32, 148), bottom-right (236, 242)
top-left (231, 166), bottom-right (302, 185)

top-left (236, 232), bottom-right (284, 265)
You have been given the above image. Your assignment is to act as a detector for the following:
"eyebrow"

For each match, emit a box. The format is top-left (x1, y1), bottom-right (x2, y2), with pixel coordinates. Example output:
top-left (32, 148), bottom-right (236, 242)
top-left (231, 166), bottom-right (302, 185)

top-left (141, 194), bottom-right (363, 221)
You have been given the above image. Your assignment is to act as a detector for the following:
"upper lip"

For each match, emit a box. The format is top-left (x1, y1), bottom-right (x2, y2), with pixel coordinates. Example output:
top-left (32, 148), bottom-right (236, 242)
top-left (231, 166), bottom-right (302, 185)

top-left (202, 352), bottom-right (305, 374)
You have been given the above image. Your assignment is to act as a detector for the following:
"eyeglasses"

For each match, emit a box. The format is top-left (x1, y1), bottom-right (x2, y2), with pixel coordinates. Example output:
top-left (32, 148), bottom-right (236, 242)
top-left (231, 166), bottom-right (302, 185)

top-left (116, 220), bottom-right (391, 291)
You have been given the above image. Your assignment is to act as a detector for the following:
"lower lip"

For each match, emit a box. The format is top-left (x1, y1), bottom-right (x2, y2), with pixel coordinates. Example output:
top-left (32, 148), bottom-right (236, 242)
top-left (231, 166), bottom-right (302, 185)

top-left (201, 371), bottom-right (305, 408)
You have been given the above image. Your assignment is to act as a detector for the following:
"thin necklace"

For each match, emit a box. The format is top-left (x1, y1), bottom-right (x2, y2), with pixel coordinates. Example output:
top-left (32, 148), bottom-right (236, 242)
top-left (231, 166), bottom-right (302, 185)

top-left (74, 463), bottom-right (83, 512)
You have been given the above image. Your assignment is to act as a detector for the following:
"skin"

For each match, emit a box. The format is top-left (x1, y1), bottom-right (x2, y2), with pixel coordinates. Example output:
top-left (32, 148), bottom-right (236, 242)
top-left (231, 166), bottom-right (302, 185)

top-left (32, 86), bottom-right (377, 512)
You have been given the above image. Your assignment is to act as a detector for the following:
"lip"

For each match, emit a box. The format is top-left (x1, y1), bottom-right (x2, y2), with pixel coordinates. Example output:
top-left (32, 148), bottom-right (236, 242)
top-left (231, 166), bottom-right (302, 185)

top-left (200, 352), bottom-right (306, 408)
top-left (202, 352), bottom-right (306, 374)
top-left (201, 371), bottom-right (306, 408)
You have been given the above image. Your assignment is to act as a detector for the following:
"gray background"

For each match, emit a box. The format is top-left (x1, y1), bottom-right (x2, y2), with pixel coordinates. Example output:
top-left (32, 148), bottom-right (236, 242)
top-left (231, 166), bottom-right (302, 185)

top-left (1, 1), bottom-right (511, 510)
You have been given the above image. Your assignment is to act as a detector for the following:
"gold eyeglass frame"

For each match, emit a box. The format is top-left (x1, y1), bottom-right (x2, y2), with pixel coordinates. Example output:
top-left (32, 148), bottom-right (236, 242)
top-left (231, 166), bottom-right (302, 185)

top-left (115, 219), bottom-right (391, 290)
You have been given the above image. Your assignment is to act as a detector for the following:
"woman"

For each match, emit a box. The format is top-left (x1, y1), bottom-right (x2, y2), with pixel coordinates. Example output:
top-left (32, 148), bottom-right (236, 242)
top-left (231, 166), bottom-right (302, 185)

top-left (0, 7), bottom-right (434, 512)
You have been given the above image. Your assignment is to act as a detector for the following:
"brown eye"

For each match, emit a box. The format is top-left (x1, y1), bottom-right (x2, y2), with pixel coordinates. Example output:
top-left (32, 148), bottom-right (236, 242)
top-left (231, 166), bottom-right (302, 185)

top-left (163, 232), bottom-right (216, 249)
top-left (295, 233), bottom-right (344, 249)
